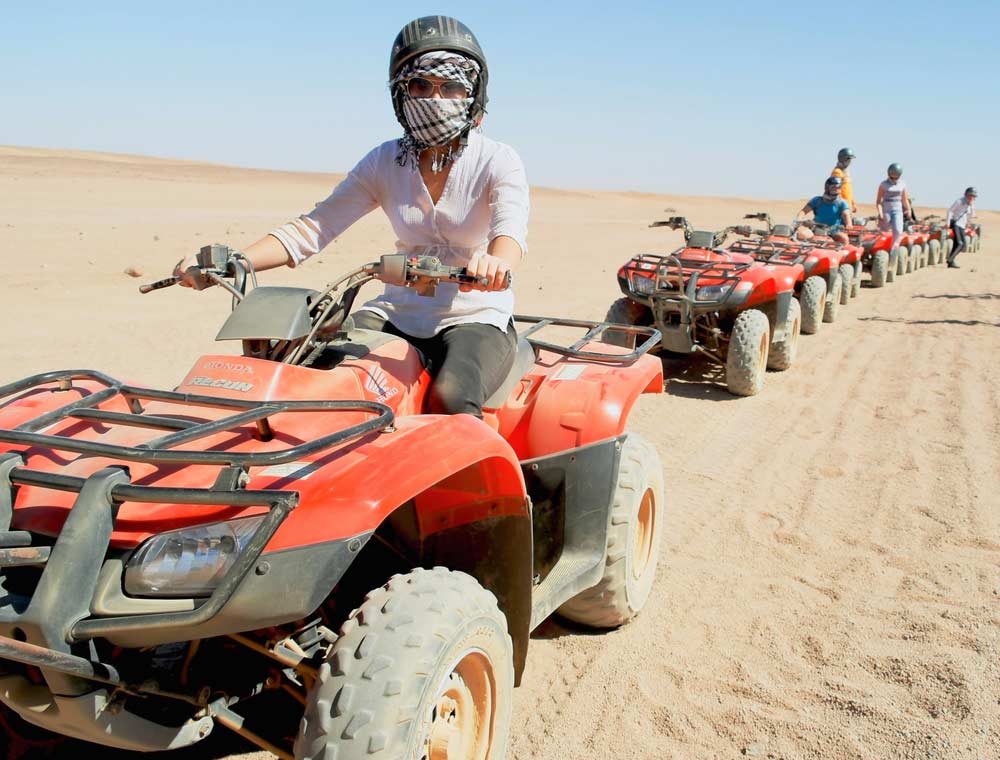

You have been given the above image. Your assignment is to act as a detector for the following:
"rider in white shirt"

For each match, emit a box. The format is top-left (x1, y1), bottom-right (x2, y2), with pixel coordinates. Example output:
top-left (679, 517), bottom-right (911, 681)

top-left (945, 187), bottom-right (978, 268)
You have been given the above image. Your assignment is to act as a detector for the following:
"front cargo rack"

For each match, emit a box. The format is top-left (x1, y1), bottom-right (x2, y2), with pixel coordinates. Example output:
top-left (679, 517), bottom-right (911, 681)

top-left (0, 369), bottom-right (393, 645)
top-left (0, 369), bottom-right (394, 467)
top-left (618, 252), bottom-right (753, 307)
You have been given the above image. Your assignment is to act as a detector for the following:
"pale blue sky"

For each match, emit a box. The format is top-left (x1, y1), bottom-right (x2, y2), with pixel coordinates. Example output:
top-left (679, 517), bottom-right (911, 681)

top-left (2, 0), bottom-right (995, 207)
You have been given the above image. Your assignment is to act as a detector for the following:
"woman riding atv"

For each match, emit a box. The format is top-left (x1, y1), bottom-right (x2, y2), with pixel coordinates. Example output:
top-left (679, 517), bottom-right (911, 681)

top-left (172, 16), bottom-right (529, 419)
top-left (795, 175), bottom-right (852, 243)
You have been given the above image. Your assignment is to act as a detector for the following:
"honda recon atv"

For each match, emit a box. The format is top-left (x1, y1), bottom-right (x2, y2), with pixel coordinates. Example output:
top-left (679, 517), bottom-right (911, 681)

top-left (740, 212), bottom-right (855, 320)
top-left (909, 217), bottom-right (949, 266)
top-left (0, 246), bottom-right (666, 760)
top-left (844, 219), bottom-right (900, 288)
top-left (604, 216), bottom-right (799, 397)
top-left (725, 216), bottom-right (827, 335)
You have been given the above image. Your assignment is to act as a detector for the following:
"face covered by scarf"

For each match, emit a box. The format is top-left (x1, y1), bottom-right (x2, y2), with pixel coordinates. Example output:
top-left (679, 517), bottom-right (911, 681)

top-left (392, 51), bottom-right (481, 173)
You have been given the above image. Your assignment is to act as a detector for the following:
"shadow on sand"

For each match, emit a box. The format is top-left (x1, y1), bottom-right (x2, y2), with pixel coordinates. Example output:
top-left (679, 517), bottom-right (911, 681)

top-left (912, 292), bottom-right (1000, 300)
top-left (660, 355), bottom-right (741, 402)
top-left (858, 316), bottom-right (1000, 328)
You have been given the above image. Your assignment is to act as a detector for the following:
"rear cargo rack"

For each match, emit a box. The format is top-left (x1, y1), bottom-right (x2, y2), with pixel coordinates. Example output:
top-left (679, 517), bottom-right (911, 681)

top-left (727, 239), bottom-right (810, 266)
top-left (514, 315), bottom-right (660, 362)
top-left (0, 369), bottom-right (393, 467)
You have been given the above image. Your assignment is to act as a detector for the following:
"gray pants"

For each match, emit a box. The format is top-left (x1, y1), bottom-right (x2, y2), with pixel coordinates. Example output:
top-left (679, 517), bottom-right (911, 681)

top-left (350, 310), bottom-right (517, 418)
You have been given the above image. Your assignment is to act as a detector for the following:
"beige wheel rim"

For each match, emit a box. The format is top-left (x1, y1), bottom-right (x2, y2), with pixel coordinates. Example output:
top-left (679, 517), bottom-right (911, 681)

top-left (632, 488), bottom-right (656, 580)
top-left (423, 650), bottom-right (496, 760)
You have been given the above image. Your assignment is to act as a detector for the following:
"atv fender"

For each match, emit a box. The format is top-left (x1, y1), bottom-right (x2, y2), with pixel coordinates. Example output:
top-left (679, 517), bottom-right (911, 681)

top-left (520, 353), bottom-right (662, 459)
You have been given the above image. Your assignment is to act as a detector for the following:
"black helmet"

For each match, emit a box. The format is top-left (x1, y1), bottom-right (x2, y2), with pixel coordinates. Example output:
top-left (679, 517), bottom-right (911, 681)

top-left (825, 175), bottom-right (843, 191)
top-left (887, 162), bottom-right (903, 178)
top-left (965, 186), bottom-right (978, 197)
top-left (389, 16), bottom-right (489, 132)
top-left (837, 147), bottom-right (855, 161)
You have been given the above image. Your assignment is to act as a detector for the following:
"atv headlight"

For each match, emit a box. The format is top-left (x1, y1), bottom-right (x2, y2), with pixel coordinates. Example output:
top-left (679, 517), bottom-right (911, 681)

top-left (695, 284), bottom-right (728, 301)
top-left (124, 515), bottom-right (265, 598)
top-left (630, 273), bottom-right (656, 295)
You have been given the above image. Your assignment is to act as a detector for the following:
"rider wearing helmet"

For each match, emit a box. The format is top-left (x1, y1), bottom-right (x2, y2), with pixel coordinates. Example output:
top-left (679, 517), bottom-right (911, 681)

top-left (945, 186), bottom-right (978, 268)
top-left (172, 16), bottom-right (529, 418)
top-left (829, 147), bottom-right (857, 214)
top-left (875, 163), bottom-right (912, 256)
top-left (796, 176), bottom-right (852, 243)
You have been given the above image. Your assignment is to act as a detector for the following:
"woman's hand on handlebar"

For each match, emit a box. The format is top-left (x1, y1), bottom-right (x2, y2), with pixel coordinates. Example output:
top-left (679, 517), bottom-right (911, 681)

top-left (463, 253), bottom-right (511, 292)
top-left (172, 253), bottom-right (213, 289)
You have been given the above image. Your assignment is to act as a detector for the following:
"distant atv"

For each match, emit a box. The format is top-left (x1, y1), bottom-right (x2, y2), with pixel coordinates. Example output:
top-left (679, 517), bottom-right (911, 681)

top-left (903, 224), bottom-right (930, 272)
top-left (845, 219), bottom-right (899, 288)
top-left (605, 216), bottom-right (799, 397)
top-left (910, 217), bottom-right (950, 265)
top-left (741, 212), bottom-right (854, 320)
top-left (0, 246), bottom-right (667, 760)
top-left (725, 219), bottom-right (828, 334)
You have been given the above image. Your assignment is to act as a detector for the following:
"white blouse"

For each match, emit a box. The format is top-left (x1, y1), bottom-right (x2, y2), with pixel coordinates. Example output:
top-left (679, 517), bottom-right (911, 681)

top-left (270, 131), bottom-right (529, 338)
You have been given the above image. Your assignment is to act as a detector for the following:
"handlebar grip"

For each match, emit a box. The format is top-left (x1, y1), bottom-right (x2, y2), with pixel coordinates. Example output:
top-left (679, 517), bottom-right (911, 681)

top-left (139, 275), bottom-right (181, 294)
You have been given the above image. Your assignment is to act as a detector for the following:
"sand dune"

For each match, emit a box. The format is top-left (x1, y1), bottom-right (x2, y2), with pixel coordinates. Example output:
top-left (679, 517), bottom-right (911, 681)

top-left (1, 147), bottom-right (997, 760)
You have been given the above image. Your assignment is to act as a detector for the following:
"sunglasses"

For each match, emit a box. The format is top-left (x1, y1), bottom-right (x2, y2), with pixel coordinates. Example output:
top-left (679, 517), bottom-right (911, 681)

top-left (405, 76), bottom-right (471, 100)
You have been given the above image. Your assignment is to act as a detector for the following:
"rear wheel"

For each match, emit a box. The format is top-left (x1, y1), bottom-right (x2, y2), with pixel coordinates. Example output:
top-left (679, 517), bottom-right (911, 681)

top-left (558, 433), bottom-right (664, 627)
top-left (851, 261), bottom-right (861, 298)
top-left (870, 251), bottom-right (889, 288)
top-left (603, 298), bottom-right (651, 348)
top-left (799, 275), bottom-right (826, 333)
top-left (296, 568), bottom-right (513, 760)
top-left (767, 297), bottom-right (800, 371)
top-left (838, 264), bottom-right (854, 304)
top-left (945, 239), bottom-right (954, 259)
top-left (725, 309), bottom-right (770, 396)
top-left (823, 274), bottom-right (842, 323)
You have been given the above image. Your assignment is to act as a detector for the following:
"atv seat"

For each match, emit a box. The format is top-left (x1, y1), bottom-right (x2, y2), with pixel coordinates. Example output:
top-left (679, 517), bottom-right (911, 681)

top-left (483, 336), bottom-right (536, 410)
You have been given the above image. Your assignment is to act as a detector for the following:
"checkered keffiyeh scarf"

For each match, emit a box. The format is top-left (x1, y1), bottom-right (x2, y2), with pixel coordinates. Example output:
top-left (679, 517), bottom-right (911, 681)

top-left (392, 51), bottom-right (481, 172)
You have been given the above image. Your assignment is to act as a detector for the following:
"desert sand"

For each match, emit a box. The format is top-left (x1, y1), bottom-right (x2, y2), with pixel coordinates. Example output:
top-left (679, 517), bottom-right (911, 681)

top-left (1, 146), bottom-right (998, 760)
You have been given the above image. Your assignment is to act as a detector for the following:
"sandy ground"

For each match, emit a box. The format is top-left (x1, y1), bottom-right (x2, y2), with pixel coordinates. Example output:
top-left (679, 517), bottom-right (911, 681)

top-left (1, 146), bottom-right (998, 760)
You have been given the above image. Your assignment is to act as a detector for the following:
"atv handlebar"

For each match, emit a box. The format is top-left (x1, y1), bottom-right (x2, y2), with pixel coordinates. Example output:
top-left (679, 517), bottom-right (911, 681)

top-left (142, 248), bottom-right (510, 298)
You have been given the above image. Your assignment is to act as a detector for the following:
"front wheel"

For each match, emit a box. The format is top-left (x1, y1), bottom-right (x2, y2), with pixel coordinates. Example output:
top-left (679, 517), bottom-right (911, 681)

top-left (870, 251), bottom-right (889, 288)
top-left (558, 433), bottom-right (664, 628)
top-left (897, 246), bottom-right (909, 276)
top-left (725, 308), bottom-right (770, 396)
top-left (838, 264), bottom-right (854, 304)
top-left (799, 275), bottom-right (826, 333)
top-left (297, 568), bottom-right (514, 760)
top-left (823, 274), bottom-right (842, 323)
top-left (767, 297), bottom-right (800, 371)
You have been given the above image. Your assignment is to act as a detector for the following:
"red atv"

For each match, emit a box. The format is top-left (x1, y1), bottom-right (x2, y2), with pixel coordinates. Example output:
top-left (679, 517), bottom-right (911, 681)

top-left (845, 219), bottom-right (899, 288)
top-left (741, 213), bottom-right (855, 322)
top-left (903, 225), bottom-right (930, 272)
top-left (0, 246), bottom-right (666, 759)
top-left (604, 216), bottom-right (800, 397)
top-left (909, 217), bottom-right (949, 266)
top-left (968, 222), bottom-right (982, 253)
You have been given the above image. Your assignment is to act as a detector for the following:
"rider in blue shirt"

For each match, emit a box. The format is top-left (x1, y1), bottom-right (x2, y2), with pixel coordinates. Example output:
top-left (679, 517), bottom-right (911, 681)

top-left (797, 176), bottom-right (852, 243)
